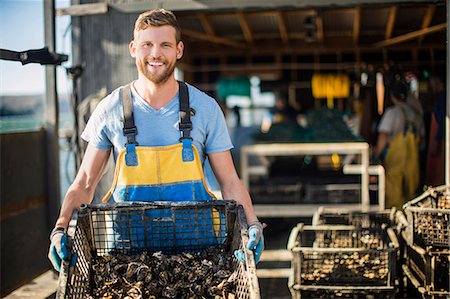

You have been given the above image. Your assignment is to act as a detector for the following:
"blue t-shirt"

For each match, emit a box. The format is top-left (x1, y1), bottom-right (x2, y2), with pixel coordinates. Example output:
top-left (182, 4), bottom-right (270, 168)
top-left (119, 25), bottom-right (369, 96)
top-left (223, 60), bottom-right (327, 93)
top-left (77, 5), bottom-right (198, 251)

top-left (81, 82), bottom-right (233, 165)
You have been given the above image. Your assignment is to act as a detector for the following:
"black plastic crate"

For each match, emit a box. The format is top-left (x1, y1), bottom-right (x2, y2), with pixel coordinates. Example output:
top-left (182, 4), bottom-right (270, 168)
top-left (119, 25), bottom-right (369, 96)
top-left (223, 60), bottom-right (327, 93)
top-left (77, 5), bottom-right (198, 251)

top-left (287, 224), bottom-right (399, 299)
top-left (405, 239), bottom-right (450, 296)
top-left (312, 207), bottom-right (395, 228)
top-left (56, 201), bottom-right (260, 299)
top-left (304, 183), bottom-right (361, 204)
top-left (403, 185), bottom-right (450, 249)
top-left (249, 177), bottom-right (303, 204)
top-left (403, 264), bottom-right (450, 299)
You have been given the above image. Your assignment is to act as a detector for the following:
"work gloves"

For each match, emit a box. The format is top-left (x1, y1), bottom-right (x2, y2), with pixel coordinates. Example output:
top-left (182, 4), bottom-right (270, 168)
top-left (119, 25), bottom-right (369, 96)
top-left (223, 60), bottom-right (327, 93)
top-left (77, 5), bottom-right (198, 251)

top-left (48, 227), bottom-right (71, 272)
top-left (49, 223), bottom-right (264, 270)
top-left (234, 221), bottom-right (264, 264)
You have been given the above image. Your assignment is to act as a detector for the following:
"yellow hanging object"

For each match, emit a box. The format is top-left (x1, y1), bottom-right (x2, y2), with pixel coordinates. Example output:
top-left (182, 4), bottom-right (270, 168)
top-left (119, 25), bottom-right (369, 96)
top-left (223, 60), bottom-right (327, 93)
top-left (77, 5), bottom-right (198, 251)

top-left (312, 74), bottom-right (350, 109)
top-left (331, 153), bottom-right (340, 170)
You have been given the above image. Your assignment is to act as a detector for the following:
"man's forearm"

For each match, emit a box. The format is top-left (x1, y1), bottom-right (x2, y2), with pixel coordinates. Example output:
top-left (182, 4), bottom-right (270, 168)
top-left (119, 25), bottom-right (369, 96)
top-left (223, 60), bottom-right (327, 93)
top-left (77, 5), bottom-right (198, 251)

top-left (221, 178), bottom-right (259, 224)
top-left (374, 133), bottom-right (389, 157)
top-left (54, 186), bottom-right (94, 229)
top-left (53, 145), bottom-right (111, 230)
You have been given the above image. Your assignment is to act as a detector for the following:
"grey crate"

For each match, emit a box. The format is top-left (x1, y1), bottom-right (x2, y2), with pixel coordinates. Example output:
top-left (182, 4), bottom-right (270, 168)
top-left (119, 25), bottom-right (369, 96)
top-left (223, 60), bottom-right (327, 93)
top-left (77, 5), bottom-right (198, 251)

top-left (403, 185), bottom-right (450, 249)
top-left (287, 224), bottom-right (399, 298)
top-left (56, 200), bottom-right (260, 299)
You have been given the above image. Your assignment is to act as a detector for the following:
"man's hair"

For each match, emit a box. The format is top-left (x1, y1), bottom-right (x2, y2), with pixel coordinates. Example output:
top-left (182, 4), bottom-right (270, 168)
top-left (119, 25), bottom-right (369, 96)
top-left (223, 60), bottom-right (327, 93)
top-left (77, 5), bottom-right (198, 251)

top-left (134, 9), bottom-right (181, 42)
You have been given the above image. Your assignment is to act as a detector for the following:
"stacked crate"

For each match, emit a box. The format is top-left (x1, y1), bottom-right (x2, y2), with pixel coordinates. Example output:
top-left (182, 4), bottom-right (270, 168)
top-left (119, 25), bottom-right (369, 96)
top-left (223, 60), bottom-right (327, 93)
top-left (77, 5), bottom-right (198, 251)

top-left (288, 209), bottom-right (399, 298)
top-left (402, 185), bottom-right (450, 299)
top-left (311, 207), bottom-right (395, 228)
top-left (56, 201), bottom-right (260, 299)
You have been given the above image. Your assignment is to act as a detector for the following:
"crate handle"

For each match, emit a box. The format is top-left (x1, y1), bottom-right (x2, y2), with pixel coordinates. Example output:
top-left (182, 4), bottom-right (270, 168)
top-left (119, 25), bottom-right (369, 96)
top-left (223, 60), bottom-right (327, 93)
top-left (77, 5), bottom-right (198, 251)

top-left (287, 223), bottom-right (303, 250)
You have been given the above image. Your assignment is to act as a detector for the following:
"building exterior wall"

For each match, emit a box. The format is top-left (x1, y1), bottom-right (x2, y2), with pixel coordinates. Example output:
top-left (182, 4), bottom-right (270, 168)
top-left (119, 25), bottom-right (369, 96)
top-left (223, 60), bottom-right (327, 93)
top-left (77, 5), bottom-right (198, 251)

top-left (1, 130), bottom-right (50, 296)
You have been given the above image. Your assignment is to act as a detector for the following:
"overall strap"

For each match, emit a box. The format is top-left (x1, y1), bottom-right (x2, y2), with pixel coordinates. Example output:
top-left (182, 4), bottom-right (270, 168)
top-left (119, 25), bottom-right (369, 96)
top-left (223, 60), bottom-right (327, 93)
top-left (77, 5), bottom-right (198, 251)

top-left (121, 84), bottom-right (138, 166)
top-left (399, 105), bottom-right (416, 135)
top-left (178, 81), bottom-right (194, 162)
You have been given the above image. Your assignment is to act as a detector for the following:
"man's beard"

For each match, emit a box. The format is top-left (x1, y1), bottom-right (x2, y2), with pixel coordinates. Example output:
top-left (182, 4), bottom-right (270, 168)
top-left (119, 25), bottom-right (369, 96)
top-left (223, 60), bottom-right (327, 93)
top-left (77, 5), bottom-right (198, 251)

top-left (137, 58), bottom-right (175, 85)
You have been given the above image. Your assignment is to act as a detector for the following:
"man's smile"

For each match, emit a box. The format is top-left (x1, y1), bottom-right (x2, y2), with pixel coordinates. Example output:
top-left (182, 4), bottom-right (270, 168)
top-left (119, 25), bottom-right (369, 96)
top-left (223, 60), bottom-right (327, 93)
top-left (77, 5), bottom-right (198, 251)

top-left (148, 61), bottom-right (164, 67)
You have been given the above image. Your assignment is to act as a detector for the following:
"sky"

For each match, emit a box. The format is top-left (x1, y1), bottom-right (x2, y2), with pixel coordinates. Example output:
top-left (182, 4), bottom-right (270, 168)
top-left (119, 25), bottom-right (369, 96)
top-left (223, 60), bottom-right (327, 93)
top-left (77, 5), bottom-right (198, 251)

top-left (0, 0), bottom-right (71, 95)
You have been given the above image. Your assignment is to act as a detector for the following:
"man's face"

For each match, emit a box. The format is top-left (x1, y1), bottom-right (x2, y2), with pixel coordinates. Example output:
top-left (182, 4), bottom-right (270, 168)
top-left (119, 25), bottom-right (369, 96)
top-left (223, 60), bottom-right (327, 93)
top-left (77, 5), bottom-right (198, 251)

top-left (130, 25), bottom-right (183, 85)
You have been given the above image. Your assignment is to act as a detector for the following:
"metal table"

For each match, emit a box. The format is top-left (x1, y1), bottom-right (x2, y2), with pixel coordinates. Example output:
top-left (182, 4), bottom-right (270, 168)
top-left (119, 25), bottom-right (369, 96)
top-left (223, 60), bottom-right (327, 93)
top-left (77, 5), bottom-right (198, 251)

top-left (240, 142), bottom-right (375, 217)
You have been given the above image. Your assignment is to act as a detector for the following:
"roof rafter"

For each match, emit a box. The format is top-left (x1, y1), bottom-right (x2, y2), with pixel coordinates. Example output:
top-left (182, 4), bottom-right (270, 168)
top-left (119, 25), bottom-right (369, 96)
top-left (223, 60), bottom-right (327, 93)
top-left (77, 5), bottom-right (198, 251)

top-left (182, 28), bottom-right (246, 49)
top-left (276, 11), bottom-right (289, 45)
top-left (353, 7), bottom-right (360, 45)
top-left (315, 11), bottom-right (324, 44)
top-left (375, 22), bottom-right (446, 48)
top-left (418, 5), bottom-right (436, 44)
top-left (238, 11), bottom-right (254, 44)
top-left (316, 15), bottom-right (324, 44)
top-left (197, 13), bottom-right (215, 36)
top-left (385, 6), bottom-right (397, 39)
top-left (248, 10), bottom-right (315, 17)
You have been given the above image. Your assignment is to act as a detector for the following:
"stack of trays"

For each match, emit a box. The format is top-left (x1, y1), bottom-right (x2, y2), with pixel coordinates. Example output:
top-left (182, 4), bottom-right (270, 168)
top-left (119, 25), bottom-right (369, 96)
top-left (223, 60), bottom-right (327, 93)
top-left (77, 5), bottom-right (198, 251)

top-left (288, 208), bottom-right (399, 298)
top-left (402, 185), bottom-right (450, 298)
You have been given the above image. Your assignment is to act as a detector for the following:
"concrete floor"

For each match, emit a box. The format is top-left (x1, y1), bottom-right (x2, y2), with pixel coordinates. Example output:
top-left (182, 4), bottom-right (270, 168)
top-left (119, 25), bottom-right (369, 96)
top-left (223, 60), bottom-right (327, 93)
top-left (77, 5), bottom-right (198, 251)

top-left (3, 271), bottom-right (58, 299)
top-left (257, 217), bottom-right (311, 299)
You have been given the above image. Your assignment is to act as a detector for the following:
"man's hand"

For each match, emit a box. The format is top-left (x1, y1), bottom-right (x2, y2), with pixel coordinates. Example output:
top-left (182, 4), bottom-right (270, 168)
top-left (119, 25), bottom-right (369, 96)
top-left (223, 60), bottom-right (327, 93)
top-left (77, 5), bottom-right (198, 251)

top-left (247, 222), bottom-right (264, 263)
top-left (48, 227), bottom-right (69, 272)
top-left (234, 221), bottom-right (264, 264)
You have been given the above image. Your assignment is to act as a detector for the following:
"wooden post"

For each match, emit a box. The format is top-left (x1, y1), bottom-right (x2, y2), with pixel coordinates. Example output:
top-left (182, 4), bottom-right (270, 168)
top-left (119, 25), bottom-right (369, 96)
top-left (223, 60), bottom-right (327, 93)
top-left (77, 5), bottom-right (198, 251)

top-left (44, 0), bottom-right (61, 229)
top-left (446, 2), bottom-right (449, 186)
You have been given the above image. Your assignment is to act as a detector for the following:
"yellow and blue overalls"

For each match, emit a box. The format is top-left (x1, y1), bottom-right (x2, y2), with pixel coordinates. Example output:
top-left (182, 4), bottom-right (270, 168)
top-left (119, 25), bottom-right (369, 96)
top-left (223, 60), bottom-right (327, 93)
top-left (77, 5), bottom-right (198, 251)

top-left (101, 82), bottom-right (222, 253)
top-left (382, 107), bottom-right (420, 209)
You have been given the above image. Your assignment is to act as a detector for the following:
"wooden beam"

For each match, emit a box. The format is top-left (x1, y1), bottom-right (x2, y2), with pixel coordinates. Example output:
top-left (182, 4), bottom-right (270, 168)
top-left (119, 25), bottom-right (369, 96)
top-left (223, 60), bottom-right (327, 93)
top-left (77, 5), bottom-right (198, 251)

top-left (385, 6), bottom-right (397, 39)
top-left (183, 56), bottom-right (445, 76)
top-left (238, 12), bottom-right (254, 44)
top-left (182, 28), bottom-right (246, 49)
top-left (185, 40), bottom-right (445, 57)
top-left (375, 22), bottom-right (447, 48)
top-left (289, 32), bottom-right (307, 40)
top-left (70, 1), bottom-right (444, 14)
top-left (276, 11), bottom-right (289, 44)
top-left (109, 1), bottom-right (205, 13)
top-left (353, 7), bottom-right (360, 45)
top-left (248, 9), bottom-right (316, 17)
top-left (55, 3), bottom-right (108, 16)
top-left (333, 7), bottom-right (357, 14)
top-left (419, 5), bottom-right (436, 44)
top-left (197, 13), bottom-right (215, 36)
top-left (315, 11), bottom-right (324, 44)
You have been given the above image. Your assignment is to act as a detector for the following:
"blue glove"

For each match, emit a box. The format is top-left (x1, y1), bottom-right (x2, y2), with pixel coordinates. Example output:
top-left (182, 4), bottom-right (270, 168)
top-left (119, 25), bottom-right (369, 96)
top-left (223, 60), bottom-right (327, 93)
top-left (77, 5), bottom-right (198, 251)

top-left (234, 222), bottom-right (264, 264)
top-left (48, 228), bottom-right (70, 272)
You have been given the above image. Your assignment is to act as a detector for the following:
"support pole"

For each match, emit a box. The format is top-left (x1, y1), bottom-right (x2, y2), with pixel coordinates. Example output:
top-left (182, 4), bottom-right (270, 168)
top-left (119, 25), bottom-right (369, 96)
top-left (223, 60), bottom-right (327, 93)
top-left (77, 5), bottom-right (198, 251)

top-left (446, 1), bottom-right (450, 186)
top-left (44, 0), bottom-right (61, 229)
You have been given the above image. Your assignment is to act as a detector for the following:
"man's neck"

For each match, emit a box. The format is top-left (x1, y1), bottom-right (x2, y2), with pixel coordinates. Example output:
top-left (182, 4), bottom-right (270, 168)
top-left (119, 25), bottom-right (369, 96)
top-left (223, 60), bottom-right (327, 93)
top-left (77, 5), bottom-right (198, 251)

top-left (133, 77), bottom-right (179, 109)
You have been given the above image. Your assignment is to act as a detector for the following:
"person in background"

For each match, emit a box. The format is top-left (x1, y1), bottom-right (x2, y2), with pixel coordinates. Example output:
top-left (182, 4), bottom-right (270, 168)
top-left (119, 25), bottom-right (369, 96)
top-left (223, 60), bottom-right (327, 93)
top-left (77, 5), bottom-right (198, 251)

top-left (48, 8), bottom-right (263, 271)
top-left (271, 91), bottom-right (298, 124)
top-left (374, 80), bottom-right (424, 209)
